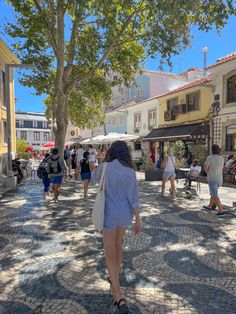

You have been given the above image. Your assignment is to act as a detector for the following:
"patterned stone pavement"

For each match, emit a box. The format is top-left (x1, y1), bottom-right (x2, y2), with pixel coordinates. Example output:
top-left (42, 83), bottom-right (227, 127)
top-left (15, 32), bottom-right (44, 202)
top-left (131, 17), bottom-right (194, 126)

top-left (0, 173), bottom-right (236, 314)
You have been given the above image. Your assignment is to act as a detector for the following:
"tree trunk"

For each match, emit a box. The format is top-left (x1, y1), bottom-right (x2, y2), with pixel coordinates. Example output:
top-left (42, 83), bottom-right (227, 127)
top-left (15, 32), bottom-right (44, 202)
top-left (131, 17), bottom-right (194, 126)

top-left (54, 92), bottom-right (68, 156)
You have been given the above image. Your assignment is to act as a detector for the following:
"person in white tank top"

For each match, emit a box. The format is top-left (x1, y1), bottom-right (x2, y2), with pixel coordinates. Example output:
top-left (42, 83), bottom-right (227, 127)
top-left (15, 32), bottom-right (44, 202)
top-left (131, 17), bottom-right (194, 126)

top-left (161, 150), bottom-right (176, 197)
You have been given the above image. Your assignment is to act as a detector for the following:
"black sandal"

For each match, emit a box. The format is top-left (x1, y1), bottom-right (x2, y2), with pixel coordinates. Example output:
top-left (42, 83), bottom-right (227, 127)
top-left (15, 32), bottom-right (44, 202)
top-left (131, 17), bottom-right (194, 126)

top-left (114, 299), bottom-right (129, 314)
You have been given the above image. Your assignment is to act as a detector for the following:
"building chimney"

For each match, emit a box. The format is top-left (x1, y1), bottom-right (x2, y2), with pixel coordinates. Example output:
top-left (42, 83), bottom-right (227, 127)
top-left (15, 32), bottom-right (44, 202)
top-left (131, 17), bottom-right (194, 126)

top-left (202, 46), bottom-right (208, 76)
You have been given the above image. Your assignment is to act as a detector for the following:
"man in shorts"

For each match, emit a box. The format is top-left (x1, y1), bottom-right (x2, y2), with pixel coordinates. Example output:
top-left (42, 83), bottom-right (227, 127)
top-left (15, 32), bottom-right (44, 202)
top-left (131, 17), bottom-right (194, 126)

top-left (203, 144), bottom-right (225, 215)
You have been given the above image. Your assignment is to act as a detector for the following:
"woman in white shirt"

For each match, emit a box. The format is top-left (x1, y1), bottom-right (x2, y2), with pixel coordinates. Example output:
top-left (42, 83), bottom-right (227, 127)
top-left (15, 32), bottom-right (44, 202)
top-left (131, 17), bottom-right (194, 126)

top-left (161, 149), bottom-right (176, 197)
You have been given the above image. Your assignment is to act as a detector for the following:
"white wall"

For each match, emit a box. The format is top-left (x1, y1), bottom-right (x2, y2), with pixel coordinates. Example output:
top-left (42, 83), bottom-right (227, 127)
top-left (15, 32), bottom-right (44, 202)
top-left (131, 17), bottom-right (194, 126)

top-left (126, 97), bottom-right (159, 136)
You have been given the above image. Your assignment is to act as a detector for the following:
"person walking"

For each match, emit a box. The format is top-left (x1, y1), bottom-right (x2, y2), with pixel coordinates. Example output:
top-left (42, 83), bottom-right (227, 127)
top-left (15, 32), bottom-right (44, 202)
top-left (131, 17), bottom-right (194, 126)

top-left (95, 141), bottom-right (141, 314)
top-left (71, 148), bottom-right (77, 178)
top-left (39, 152), bottom-right (51, 199)
top-left (88, 144), bottom-right (97, 167)
top-left (75, 145), bottom-right (84, 179)
top-left (47, 148), bottom-right (65, 202)
top-left (64, 145), bottom-right (72, 178)
top-left (203, 144), bottom-right (225, 215)
top-left (78, 151), bottom-right (93, 199)
top-left (161, 149), bottom-right (176, 197)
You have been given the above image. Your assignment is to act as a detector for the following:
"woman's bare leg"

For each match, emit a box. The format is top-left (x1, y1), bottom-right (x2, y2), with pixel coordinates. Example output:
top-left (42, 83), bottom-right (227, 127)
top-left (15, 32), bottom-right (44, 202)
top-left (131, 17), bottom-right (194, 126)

top-left (169, 176), bottom-right (176, 196)
top-left (161, 178), bottom-right (167, 196)
top-left (115, 227), bottom-right (126, 275)
top-left (103, 227), bottom-right (126, 302)
top-left (83, 179), bottom-right (89, 198)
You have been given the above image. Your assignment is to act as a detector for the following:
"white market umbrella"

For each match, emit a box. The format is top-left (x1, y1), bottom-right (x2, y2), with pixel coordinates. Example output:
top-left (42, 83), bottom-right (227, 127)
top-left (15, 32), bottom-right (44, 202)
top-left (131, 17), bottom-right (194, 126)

top-left (80, 135), bottom-right (106, 145)
top-left (91, 134), bottom-right (107, 144)
top-left (101, 132), bottom-right (139, 143)
top-left (80, 138), bottom-right (92, 144)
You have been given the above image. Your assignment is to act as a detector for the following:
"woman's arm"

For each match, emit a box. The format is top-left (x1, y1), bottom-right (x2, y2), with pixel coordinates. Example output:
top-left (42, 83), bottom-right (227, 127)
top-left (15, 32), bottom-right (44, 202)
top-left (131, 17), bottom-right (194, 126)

top-left (89, 161), bottom-right (95, 172)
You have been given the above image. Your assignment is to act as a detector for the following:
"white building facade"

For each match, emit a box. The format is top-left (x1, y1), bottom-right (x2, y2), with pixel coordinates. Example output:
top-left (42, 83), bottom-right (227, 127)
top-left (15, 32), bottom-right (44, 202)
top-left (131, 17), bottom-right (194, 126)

top-left (206, 53), bottom-right (236, 154)
top-left (111, 69), bottom-right (203, 108)
top-left (15, 112), bottom-right (52, 149)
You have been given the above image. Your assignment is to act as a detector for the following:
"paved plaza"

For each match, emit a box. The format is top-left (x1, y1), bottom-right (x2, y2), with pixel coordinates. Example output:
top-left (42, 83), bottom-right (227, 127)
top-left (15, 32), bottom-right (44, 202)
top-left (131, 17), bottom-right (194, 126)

top-left (0, 173), bottom-right (236, 314)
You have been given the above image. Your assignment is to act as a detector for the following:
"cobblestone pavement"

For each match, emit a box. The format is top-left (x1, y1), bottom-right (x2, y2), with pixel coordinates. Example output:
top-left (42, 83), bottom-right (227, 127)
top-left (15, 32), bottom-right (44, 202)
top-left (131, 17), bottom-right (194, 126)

top-left (0, 173), bottom-right (236, 314)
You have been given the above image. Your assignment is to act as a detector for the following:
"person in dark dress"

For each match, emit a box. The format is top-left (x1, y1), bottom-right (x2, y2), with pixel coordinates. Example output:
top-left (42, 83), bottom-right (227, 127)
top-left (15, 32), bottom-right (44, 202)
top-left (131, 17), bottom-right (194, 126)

top-left (78, 151), bottom-right (93, 199)
top-left (71, 148), bottom-right (77, 178)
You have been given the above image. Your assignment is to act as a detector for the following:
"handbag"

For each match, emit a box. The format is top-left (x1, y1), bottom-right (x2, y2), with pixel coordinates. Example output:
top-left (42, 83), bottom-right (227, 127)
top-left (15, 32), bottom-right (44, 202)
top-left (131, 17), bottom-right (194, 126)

top-left (92, 162), bottom-right (107, 231)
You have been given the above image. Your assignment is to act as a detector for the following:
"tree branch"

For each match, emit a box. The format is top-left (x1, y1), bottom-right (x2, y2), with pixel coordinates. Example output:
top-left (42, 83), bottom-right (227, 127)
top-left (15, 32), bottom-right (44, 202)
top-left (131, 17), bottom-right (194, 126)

top-left (87, 0), bottom-right (145, 79)
top-left (32, 0), bottom-right (58, 56)
top-left (63, 3), bottom-right (80, 80)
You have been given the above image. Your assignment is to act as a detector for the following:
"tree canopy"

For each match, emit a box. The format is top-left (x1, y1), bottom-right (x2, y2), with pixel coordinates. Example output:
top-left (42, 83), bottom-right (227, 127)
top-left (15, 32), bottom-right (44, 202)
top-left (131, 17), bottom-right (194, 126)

top-left (5, 0), bottom-right (236, 152)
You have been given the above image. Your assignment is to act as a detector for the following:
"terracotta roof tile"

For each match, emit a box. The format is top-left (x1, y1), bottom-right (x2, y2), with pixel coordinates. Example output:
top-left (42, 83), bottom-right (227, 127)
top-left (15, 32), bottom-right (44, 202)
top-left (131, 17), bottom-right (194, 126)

top-left (157, 75), bottom-right (212, 98)
top-left (205, 52), bottom-right (236, 70)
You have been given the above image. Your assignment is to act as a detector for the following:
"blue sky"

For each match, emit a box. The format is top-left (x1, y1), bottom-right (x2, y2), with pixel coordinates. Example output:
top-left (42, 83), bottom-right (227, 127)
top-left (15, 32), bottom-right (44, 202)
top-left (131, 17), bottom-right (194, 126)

top-left (0, 1), bottom-right (236, 113)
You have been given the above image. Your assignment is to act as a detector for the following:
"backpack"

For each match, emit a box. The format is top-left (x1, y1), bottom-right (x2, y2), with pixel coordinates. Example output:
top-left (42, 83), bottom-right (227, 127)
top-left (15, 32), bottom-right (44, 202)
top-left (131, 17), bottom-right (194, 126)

top-left (37, 161), bottom-right (49, 179)
top-left (49, 156), bottom-right (62, 174)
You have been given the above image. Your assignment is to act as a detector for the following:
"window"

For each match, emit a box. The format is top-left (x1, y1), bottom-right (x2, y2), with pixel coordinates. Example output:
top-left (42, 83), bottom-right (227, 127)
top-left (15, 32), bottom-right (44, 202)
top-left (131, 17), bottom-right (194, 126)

top-left (43, 121), bottom-right (48, 129)
top-left (33, 120), bottom-right (37, 128)
top-left (16, 120), bottom-right (19, 128)
top-left (134, 113), bottom-right (141, 128)
top-left (2, 120), bottom-right (7, 144)
top-left (1, 71), bottom-right (6, 107)
top-left (167, 98), bottom-right (178, 111)
top-left (148, 110), bottom-right (156, 127)
top-left (137, 87), bottom-right (143, 101)
top-left (34, 132), bottom-right (40, 141)
top-left (24, 120), bottom-right (33, 128)
top-left (20, 131), bottom-right (27, 140)
top-left (134, 141), bottom-right (141, 150)
top-left (43, 132), bottom-right (50, 141)
top-left (227, 75), bottom-right (236, 103)
top-left (37, 121), bottom-right (43, 128)
top-left (186, 92), bottom-right (200, 111)
top-left (225, 124), bottom-right (236, 151)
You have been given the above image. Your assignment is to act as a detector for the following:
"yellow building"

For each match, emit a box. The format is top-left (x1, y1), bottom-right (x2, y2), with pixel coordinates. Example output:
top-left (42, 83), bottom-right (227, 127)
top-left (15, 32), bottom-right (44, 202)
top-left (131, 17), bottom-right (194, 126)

top-left (0, 39), bottom-right (19, 184)
top-left (145, 75), bottom-right (213, 161)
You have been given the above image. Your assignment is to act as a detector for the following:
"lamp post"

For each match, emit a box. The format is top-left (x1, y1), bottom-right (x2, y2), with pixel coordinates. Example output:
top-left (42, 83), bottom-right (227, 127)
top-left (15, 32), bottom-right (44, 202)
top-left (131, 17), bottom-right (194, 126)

top-left (5, 63), bottom-right (35, 177)
top-left (202, 46), bottom-right (208, 77)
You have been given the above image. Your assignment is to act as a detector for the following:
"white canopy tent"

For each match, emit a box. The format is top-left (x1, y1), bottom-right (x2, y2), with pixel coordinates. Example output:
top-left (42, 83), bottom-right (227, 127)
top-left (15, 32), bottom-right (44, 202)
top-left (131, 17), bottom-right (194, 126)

top-left (80, 134), bottom-right (107, 144)
top-left (80, 133), bottom-right (139, 145)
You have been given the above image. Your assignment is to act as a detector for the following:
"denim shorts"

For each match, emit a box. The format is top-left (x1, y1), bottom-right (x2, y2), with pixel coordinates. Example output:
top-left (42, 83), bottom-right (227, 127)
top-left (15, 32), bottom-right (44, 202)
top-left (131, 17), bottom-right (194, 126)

top-left (208, 182), bottom-right (219, 197)
top-left (50, 175), bottom-right (63, 185)
top-left (163, 170), bottom-right (176, 180)
top-left (81, 172), bottom-right (91, 180)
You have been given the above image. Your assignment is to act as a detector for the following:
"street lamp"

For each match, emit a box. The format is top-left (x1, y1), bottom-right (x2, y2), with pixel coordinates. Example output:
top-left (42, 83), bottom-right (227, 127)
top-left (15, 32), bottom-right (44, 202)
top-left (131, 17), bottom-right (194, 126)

top-left (5, 63), bottom-right (35, 177)
top-left (202, 46), bottom-right (208, 77)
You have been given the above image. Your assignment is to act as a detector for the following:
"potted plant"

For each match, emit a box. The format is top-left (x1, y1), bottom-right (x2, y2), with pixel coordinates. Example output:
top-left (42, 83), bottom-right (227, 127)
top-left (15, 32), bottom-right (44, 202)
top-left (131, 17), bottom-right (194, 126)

top-left (140, 155), bottom-right (163, 181)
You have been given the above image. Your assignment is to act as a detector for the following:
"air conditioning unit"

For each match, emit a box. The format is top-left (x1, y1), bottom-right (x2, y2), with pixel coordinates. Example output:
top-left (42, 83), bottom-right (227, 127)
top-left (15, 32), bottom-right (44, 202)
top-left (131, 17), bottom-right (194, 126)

top-left (164, 110), bottom-right (175, 121)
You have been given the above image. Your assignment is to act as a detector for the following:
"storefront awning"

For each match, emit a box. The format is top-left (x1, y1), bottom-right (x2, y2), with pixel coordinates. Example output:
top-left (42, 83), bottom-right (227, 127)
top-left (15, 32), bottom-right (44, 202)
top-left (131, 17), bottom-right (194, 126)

top-left (144, 123), bottom-right (209, 141)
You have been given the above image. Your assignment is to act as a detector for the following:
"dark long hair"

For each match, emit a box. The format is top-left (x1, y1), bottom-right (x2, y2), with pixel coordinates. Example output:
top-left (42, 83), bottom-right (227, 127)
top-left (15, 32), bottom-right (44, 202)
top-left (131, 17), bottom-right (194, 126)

top-left (104, 140), bottom-right (134, 169)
